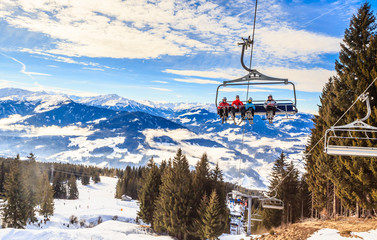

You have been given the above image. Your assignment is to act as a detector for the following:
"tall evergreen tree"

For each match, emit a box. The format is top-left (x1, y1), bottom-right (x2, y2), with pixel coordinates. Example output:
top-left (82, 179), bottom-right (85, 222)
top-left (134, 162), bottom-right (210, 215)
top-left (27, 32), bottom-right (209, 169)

top-left (39, 173), bottom-right (54, 220)
top-left (2, 157), bottom-right (30, 228)
top-left (192, 154), bottom-right (211, 217)
top-left (53, 172), bottom-right (67, 199)
top-left (68, 175), bottom-right (79, 200)
top-left (92, 172), bottom-right (101, 184)
top-left (153, 149), bottom-right (193, 240)
top-left (0, 162), bottom-right (5, 196)
top-left (263, 153), bottom-right (287, 229)
top-left (81, 170), bottom-right (90, 186)
top-left (138, 158), bottom-right (162, 228)
top-left (193, 190), bottom-right (225, 240)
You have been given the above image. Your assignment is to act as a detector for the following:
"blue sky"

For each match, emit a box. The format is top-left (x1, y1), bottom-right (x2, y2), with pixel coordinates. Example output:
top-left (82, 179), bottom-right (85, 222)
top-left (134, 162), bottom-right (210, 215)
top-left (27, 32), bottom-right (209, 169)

top-left (0, 0), bottom-right (375, 113)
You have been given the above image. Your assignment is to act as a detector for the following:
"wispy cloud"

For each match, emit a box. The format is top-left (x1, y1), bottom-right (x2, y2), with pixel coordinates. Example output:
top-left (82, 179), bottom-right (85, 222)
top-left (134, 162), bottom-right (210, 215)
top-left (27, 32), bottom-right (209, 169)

top-left (82, 67), bottom-right (104, 71)
top-left (149, 87), bottom-right (172, 92)
top-left (152, 81), bottom-right (168, 84)
top-left (173, 78), bottom-right (221, 84)
top-left (1, 53), bottom-right (50, 79)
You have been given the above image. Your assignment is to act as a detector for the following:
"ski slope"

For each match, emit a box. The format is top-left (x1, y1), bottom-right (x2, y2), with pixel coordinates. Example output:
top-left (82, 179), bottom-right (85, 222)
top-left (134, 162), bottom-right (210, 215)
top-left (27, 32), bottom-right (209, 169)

top-left (0, 177), bottom-right (173, 240)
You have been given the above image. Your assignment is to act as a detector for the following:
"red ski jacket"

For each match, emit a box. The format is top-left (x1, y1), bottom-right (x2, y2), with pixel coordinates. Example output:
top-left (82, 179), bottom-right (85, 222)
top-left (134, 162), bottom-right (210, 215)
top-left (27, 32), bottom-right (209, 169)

top-left (218, 101), bottom-right (230, 109)
top-left (231, 99), bottom-right (244, 108)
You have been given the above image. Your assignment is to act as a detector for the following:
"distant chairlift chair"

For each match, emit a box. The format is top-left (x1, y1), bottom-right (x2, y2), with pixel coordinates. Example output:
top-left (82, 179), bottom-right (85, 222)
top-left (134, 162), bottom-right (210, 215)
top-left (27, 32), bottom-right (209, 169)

top-left (324, 93), bottom-right (377, 157)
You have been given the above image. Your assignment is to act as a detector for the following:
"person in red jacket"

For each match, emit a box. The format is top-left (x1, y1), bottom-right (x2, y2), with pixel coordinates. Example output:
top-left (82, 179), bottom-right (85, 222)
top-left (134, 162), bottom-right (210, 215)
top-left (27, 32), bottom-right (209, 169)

top-left (218, 97), bottom-right (230, 123)
top-left (231, 95), bottom-right (246, 119)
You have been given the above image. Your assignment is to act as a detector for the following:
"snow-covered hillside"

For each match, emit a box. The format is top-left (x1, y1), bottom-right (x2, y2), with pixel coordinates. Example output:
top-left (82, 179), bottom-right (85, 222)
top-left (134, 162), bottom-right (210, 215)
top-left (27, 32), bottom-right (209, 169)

top-left (0, 177), bottom-right (174, 240)
top-left (0, 88), bottom-right (313, 189)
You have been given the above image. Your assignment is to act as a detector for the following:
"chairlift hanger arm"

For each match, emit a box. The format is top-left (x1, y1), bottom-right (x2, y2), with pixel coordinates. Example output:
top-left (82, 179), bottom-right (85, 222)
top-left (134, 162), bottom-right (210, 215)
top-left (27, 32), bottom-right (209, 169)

top-left (238, 36), bottom-right (253, 72)
top-left (223, 71), bottom-right (288, 85)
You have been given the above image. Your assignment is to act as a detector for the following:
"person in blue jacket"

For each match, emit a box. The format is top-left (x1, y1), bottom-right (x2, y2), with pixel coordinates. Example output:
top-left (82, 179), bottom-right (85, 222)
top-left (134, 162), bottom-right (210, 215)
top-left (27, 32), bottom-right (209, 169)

top-left (245, 97), bottom-right (255, 119)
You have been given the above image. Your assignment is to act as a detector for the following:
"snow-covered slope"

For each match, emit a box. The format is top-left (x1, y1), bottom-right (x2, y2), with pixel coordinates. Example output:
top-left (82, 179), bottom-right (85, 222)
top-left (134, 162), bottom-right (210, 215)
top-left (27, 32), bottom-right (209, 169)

top-left (0, 88), bottom-right (313, 188)
top-left (0, 177), bottom-right (174, 240)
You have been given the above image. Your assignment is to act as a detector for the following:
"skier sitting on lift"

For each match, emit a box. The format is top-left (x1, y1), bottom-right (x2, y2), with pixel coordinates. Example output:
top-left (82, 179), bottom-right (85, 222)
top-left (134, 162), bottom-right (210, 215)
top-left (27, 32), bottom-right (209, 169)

top-left (264, 94), bottom-right (276, 121)
top-left (231, 95), bottom-right (246, 120)
top-left (217, 97), bottom-right (230, 123)
top-left (245, 97), bottom-right (255, 122)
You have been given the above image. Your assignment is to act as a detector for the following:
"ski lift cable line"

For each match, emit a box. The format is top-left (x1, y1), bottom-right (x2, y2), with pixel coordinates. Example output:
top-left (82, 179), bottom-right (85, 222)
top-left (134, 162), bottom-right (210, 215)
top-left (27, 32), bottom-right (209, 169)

top-left (248, 0), bottom-right (258, 70)
top-left (238, 0), bottom-right (258, 186)
top-left (270, 76), bottom-right (377, 195)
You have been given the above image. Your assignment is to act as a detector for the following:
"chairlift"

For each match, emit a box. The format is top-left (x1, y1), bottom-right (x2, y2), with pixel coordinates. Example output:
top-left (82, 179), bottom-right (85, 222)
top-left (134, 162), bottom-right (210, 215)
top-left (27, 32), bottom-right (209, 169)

top-left (324, 93), bottom-right (377, 157)
top-left (261, 197), bottom-right (284, 210)
top-left (250, 213), bottom-right (263, 222)
top-left (216, 37), bottom-right (298, 124)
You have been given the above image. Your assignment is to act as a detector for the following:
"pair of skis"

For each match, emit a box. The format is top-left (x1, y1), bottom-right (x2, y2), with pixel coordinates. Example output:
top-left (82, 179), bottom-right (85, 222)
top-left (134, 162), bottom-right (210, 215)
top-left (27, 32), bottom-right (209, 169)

top-left (230, 112), bottom-right (253, 125)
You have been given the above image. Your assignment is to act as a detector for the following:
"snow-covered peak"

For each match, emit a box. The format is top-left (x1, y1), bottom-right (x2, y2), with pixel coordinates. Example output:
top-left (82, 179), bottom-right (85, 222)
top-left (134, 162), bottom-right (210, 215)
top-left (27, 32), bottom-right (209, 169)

top-left (0, 88), bottom-right (46, 101)
top-left (78, 94), bottom-right (142, 108)
top-left (0, 88), bottom-right (72, 113)
top-left (136, 100), bottom-right (216, 113)
top-left (32, 95), bottom-right (72, 113)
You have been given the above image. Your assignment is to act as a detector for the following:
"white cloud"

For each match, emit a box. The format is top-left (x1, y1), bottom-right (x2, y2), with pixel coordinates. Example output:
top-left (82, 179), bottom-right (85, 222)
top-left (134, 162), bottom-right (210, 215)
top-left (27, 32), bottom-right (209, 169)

top-left (256, 27), bottom-right (341, 63)
top-left (258, 66), bottom-right (334, 92)
top-left (0, 0), bottom-right (343, 62)
top-left (152, 80), bottom-right (168, 84)
top-left (149, 87), bottom-right (172, 92)
top-left (1, 53), bottom-right (50, 78)
top-left (82, 67), bottom-right (104, 71)
top-left (173, 78), bottom-right (221, 84)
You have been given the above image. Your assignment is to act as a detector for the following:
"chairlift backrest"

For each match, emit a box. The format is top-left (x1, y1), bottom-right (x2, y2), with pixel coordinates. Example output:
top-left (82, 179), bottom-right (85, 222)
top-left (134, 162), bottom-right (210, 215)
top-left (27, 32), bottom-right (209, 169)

top-left (324, 93), bottom-right (377, 158)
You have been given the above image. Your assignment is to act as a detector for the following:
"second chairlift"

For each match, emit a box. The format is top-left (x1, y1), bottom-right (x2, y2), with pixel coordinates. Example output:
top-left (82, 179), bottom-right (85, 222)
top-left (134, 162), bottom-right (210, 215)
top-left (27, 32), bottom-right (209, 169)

top-left (324, 92), bottom-right (377, 157)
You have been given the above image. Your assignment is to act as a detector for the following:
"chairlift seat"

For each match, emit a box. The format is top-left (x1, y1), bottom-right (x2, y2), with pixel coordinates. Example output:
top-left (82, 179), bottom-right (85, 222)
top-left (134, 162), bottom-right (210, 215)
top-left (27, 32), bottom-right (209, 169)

top-left (261, 198), bottom-right (284, 210)
top-left (250, 214), bottom-right (263, 222)
top-left (326, 145), bottom-right (377, 157)
top-left (222, 101), bottom-right (297, 117)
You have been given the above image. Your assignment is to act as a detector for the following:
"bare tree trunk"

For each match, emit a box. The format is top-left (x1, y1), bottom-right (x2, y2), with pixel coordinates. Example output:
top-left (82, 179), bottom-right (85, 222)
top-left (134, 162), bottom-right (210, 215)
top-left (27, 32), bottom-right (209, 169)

top-left (333, 185), bottom-right (336, 218)
top-left (311, 194), bottom-right (314, 218)
top-left (356, 202), bottom-right (360, 218)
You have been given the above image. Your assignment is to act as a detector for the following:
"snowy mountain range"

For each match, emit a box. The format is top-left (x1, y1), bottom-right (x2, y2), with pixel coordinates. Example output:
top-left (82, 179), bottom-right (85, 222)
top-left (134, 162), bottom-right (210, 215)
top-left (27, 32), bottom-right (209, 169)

top-left (0, 88), bottom-right (313, 188)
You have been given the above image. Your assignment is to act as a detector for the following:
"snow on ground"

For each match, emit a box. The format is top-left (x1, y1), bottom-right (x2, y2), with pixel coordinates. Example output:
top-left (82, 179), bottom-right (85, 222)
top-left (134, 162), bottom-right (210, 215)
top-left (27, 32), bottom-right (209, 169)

top-left (308, 228), bottom-right (377, 240)
top-left (0, 176), bottom-right (174, 240)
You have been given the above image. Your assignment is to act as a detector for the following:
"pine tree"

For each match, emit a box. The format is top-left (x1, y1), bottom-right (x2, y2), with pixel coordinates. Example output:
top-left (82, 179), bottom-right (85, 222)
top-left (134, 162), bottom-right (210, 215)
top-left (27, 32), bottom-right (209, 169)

top-left (209, 162), bottom-right (229, 233)
top-left (192, 154), bottom-right (211, 219)
top-left (201, 190), bottom-right (225, 240)
top-left (39, 173), bottom-right (54, 220)
top-left (263, 153), bottom-right (287, 229)
top-left (68, 175), bottom-right (79, 200)
top-left (24, 153), bottom-right (41, 223)
top-left (92, 172), bottom-right (101, 184)
top-left (137, 158), bottom-right (161, 229)
top-left (2, 157), bottom-right (30, 228)
top-left (81, 170), bottom-right (90, 186)
top-left (153, 149), bottom-right (193, 240)
top-left (0, 162), bottom-right (5, 196)
top-left (53, 172), bottom-right (67, 199)
top-left (192, 194), bottom-right (208, 238)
